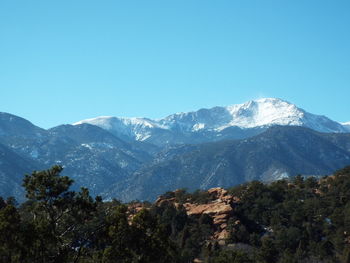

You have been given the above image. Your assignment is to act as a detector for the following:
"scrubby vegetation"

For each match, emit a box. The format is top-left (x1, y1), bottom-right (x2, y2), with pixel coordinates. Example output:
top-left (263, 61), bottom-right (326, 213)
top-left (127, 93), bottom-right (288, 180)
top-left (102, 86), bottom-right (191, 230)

top-left (1, 165), bottom-right (350, 262)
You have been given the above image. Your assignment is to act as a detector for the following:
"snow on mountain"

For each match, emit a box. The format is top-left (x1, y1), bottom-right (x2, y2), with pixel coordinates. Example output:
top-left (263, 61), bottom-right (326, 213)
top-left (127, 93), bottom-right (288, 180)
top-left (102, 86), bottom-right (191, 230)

top-left (74, 98), bottom-right (347, 144)
top-left (224, 98), bottom-right (304, 129)
top-left (74, 116), bottom-right (167, 141)
top-left (342, 121), bottom-right (350, 132)
top-left (162, 98), bottom-right (345, 133)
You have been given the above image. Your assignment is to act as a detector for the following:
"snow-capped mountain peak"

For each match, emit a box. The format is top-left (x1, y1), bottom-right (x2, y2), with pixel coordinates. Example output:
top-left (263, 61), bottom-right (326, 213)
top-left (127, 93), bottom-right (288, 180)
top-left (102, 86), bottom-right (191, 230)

top-left (74, 116), bottom-right (115, 130)
top-left (223, 98), bottom-right (304, 130)
top-left (73, 98), bottom-right (347, 145)
top-left (74, 116), bottom-right (167, 141)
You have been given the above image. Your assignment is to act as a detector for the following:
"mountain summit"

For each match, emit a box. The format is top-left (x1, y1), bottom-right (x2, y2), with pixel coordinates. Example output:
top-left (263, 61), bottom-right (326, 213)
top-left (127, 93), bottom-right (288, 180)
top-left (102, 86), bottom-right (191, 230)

top-left (74, 98), bottom-right (347, 146)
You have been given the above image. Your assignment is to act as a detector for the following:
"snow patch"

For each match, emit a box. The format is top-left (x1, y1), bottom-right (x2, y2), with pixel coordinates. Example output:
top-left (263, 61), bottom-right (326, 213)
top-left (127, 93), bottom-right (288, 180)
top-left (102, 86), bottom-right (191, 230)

top-left (74, 116), bottom-right (114, 130)
top-left (118, 160), bottom-right (128, 168)
top-left (139, 134), bottom-right (151, 141)
top-left (274, 171), bottom-right (290, 180)
top-left (81, 143), bottom-right (93, 150)
top-left (30, 149), bottom-right (39, 159)
top-left (192, 123), bottom-right (205, 131)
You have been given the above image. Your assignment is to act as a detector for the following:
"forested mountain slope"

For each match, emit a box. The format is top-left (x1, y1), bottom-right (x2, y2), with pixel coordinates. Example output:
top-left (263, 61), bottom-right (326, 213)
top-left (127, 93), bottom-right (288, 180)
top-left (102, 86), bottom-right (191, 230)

top-left (109, 126), bottom-right (350, 202)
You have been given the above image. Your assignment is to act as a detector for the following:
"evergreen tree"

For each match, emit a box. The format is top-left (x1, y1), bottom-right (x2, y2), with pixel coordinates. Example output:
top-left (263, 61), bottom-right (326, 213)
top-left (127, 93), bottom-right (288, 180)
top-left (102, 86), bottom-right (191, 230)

top-left (22, 165), bottom-right (101, 262)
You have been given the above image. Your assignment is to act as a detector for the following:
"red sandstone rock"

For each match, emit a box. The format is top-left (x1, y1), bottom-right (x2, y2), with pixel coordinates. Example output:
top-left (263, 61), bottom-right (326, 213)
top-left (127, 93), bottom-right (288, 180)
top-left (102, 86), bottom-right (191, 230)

top-left (154, 187), bottom-right (240, 241)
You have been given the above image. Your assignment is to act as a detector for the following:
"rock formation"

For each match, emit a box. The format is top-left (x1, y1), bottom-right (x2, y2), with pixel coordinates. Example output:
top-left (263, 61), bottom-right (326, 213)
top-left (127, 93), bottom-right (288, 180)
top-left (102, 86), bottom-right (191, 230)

top-left (155, 187), bottom-right (239, 241)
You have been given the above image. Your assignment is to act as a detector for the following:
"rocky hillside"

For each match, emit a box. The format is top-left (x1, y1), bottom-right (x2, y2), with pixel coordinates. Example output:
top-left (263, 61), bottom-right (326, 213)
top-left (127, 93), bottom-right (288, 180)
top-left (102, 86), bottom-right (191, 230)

top-left (155, 187), bottom-right (238, 241)
top-left (124, 166), bottom-right (350, 262)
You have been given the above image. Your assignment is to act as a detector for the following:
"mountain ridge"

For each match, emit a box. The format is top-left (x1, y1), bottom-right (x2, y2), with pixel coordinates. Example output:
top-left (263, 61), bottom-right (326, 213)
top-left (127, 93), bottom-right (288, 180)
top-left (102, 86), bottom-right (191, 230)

top-left (0, 98), bottom-right (349, 202)
top-left (74, 98), bottom-right (347, 146)
top-left (106, 126), bottom-right (350, 202)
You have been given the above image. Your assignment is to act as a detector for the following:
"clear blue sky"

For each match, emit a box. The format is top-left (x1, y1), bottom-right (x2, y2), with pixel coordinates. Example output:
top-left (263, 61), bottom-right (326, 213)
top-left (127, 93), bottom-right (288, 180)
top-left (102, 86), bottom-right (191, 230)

top-left (1, 0), bottom-right (349, 128)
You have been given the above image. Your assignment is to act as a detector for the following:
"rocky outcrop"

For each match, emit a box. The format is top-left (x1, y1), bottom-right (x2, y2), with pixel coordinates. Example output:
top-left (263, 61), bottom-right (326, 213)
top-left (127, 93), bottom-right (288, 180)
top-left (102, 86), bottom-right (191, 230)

top-left (127, 202), bottom-right (147, 222)
top-left (155, 187), bottom-right (239, 241)
top-left (183, 188), bottom-right (235, 240)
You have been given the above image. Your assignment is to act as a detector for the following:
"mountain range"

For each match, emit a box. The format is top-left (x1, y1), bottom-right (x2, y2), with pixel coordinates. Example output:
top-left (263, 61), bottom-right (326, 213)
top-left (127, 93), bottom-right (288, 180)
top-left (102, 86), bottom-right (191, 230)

top-left (74, 98), bottom-right (347, 146)
top-left (109, 126), bottom-right (350, 201)
top-left (0, 98), bottom-right (349, 202)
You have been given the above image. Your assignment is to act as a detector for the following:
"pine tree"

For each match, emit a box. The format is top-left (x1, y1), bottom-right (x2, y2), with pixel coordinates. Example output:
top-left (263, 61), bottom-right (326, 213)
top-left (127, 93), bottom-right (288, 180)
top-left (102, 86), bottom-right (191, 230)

top-left (22, 165), bottom-right (101, 262)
